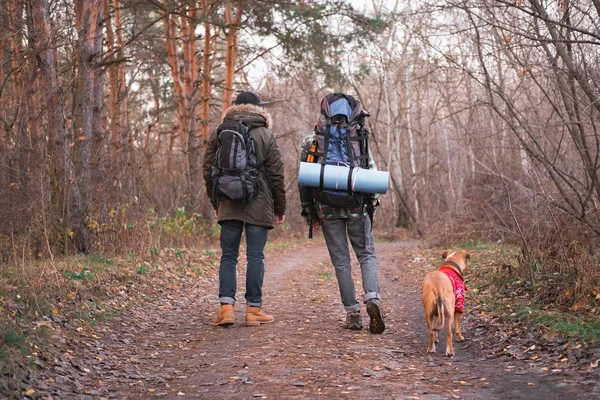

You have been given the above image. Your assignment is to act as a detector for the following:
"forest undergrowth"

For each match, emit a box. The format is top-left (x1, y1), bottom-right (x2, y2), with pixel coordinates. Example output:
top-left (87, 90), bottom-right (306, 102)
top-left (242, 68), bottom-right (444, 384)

top-left (0, 210), bottom-right (225, 393)
top-left (3, 225), bottom-right (600, 396)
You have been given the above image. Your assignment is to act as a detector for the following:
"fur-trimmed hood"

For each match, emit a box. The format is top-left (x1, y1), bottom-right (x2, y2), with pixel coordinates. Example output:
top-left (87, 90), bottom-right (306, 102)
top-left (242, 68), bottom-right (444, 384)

top-left (203, 102), bottom-right (286, 228)
top-left (222, 104), bottom-right (272, 129)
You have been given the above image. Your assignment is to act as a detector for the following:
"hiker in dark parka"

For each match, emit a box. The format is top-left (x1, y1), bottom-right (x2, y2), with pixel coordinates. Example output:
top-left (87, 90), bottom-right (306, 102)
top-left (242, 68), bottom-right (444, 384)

top-left (202, 91), bottom-right (286, 327)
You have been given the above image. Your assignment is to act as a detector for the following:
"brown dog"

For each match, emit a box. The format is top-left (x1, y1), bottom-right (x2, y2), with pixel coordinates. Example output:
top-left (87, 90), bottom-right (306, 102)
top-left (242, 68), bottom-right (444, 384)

top-left (421, 250), bottom-right (470, 356)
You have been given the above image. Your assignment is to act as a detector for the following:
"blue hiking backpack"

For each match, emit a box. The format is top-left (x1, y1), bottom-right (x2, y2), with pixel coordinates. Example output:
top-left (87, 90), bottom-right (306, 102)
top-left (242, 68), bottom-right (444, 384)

top-left (306, 93), bottom-right (371, 208)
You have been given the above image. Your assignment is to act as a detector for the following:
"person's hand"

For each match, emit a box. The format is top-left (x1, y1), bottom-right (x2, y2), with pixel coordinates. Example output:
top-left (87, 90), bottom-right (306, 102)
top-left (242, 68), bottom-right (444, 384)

top-left (312, 220), bottom-right (321, 233)
top-left (274, 214), bottom-right (285, 225)
top-left (213, 209), bottom-right (219, 218)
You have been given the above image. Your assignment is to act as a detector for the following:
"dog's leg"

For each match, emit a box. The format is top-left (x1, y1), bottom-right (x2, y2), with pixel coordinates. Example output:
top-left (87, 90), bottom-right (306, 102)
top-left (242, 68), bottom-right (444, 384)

top-left (446, 317), bottom-right (454, 356)
top-left (454, 312), bottom-right (465, 342)
top-left (445, 302), bottom-right (455, 357)
top-left (432, 296), bottom-right (442, 346)
top-left (426, 313), bottom-right (436, 353)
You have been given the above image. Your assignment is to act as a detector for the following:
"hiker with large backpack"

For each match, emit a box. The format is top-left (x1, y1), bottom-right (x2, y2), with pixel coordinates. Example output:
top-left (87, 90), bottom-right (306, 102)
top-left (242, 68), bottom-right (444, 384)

top-left (298, 92), bottom-right (385, 334)
top-left (203, 91), bottom-right (286, 327)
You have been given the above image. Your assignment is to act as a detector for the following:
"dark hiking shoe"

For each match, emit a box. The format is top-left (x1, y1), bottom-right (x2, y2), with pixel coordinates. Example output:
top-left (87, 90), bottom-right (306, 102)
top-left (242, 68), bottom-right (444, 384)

top-left (344, 312), bottom-right (363, 330)
top-left (367, 302), bottom-right (385, 334)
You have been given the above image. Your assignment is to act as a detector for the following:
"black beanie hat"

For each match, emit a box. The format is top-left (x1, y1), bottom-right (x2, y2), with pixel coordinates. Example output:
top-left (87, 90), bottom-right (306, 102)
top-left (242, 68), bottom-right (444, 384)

top-left (234, 91), bottom-right (270, 106)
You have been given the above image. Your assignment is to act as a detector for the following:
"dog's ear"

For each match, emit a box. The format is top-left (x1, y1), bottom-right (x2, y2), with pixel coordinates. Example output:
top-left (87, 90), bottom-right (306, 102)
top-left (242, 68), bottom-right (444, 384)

top-left (465, 252), bottom-right (471, 260)
top-left (442, 250), bottom-right (451, 259)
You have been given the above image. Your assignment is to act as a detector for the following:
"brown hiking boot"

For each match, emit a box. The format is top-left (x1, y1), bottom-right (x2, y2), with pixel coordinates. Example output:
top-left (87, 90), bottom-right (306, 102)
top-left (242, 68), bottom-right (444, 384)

top-left (344, 312), bottom-right (363, 330)
top-left (246, 306), bottom-right (274, 326)
top-left (214, 304), bottom-right (234, 327)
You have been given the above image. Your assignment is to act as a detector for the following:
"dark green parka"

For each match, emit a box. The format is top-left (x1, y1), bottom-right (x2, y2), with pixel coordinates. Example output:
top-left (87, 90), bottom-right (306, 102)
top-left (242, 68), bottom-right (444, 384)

top-left (202, 104), bottom-right (286, 229)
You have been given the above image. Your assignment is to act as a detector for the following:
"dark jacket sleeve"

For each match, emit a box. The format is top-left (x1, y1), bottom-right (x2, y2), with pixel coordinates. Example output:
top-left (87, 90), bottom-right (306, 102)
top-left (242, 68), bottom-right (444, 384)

top-left (202, 128), bottom-right (219, 207)
top-left (264, 133), bottom-right (286, 216)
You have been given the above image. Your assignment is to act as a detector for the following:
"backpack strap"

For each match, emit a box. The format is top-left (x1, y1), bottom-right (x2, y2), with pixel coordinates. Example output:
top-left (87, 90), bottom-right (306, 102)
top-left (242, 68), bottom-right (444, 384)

top-left (239, 120), bottom-right (255, 210)
top-left (352, 126), bottom-right (370, 168)
top-left (343, 120), bottom-right (356, 167)
top-left (347, 166), bottom-right (354, 195)
top-left (240, 173), bottom-right (249, 204)
top-left (366, 204), bottom-right (374, 231)
top-left (319, 121), bottom-right (332, 191)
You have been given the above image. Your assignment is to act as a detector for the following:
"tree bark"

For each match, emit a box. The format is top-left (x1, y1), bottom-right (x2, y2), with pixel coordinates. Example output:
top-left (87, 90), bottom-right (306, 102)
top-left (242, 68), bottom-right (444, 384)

top-left (103, 0), bottom-right (118, 188)
top-left (25, 1), bottom-right (41, 184)
top-left (200, 0), bottom-right (213, 143)
top-left (92, 2), bottom-right (106, 213)
top-left (104, 0), bottom-right (131, 197)
top-left (32, 0), bottom-right (80, 254)
top-left (114, 0), bottom-right (132, 196)
top-left (182, 2), bottom-right (202, 210)
top-left (74, 0), bottom-right (103, 210)
top-left (8, 0), bottom-right (30, 190)
top-left (163, 5), bottom-right (187, 142)
top-left (221, 1), bottom-right (243, 113)
top-left (405, 67), bottom-right (420, 222)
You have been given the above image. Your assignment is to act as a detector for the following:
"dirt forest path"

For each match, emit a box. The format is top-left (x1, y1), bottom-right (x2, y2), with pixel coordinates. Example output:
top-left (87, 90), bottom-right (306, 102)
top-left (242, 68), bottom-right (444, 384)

top-left (45, 241), bottom-right (596, 400)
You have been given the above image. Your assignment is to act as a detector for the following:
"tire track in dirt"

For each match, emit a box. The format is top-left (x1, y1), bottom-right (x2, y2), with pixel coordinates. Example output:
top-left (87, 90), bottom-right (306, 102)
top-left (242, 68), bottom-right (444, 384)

top-left (46, 241), bottom-right (596, 399)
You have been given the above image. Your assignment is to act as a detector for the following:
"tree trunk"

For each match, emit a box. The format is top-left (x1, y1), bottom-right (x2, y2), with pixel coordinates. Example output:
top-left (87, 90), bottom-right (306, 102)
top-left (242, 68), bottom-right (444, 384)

top-left (105, 0), bottom-right (131, 197)
top-left (25, 1), bottom-right (41, 185)
top-left (200, 0), bottom-right (213, 143)
top-left (92, 3), bottom-right (106, 214)
top-left (74, 0), bottom-right (103, 211)
top-left (114, 0), bottom-right (131, 197)
top-left (222, 1), bottom-right (243, 113)
top-left (32, 0), bottom-right (79, 254)
top-left (163, 6), bottom-right (186, 143)
top-left (162, 2), bottom-right (211, 211)
top-left (103, 0), bottom-right (118, 191)
top-left (369, 117), bottom-right (414, 229)
top-left (405, 68), bottom-right (420, 222)
top-left (182, 2), bottom-right (201, 210)
top-left (8, 0), bottom-right (30, 191)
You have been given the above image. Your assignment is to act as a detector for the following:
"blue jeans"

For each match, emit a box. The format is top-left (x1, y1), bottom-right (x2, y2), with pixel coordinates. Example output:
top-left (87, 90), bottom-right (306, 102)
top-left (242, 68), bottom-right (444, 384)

top-left (218, 220), bottom-right (269, 307)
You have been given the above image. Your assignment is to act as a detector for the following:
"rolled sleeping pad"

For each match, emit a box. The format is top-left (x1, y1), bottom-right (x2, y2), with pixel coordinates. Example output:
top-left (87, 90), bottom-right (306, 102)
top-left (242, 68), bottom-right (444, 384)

top-left (298, 162), bottom-right (389, 194)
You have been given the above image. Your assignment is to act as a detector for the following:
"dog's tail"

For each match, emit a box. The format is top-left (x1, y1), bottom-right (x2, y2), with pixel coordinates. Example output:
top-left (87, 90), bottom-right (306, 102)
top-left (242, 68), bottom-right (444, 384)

top-left (433, 296), bottom-right (445, 331)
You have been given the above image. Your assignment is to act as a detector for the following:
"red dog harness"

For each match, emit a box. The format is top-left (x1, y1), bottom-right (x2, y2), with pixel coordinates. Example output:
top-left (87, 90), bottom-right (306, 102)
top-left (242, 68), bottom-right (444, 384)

top-left (439, 266), bottom-right (467, 313)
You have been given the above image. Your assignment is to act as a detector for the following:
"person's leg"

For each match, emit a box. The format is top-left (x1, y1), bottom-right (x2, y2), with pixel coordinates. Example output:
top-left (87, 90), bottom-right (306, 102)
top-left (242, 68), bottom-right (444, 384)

top-left (245, 223), bottom-right (269, 307)
top-left (348, 215), bottom-right (384, 333)
top-left (347, 215), bottom-right (380, 303)
top-left (321, 218), bottom-right (360, 314)
top-left (218, 220), bottom-right (244, 305)
top-left (244, 223), bottom-right (274, 326)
